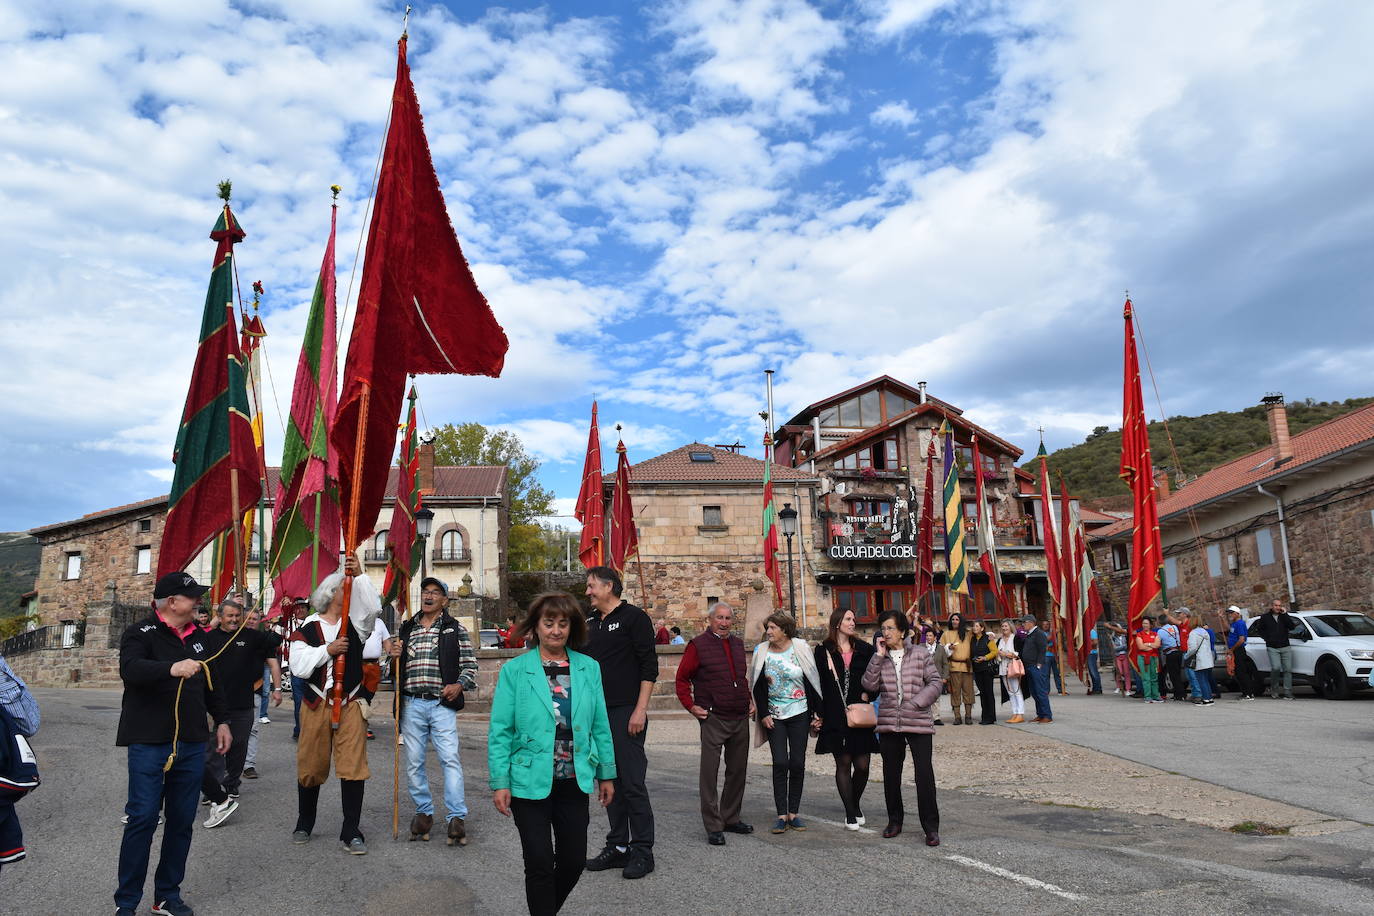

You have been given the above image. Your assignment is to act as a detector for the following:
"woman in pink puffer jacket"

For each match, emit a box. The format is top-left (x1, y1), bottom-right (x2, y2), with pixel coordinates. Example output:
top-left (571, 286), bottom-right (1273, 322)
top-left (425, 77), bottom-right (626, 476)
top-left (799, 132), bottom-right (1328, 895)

top-left (861, 610), bottom-right (943, 846)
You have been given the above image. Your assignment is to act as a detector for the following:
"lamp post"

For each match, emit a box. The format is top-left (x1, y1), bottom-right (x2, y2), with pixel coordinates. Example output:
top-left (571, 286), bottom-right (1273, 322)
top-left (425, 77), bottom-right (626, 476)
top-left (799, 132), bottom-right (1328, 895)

top-left (779, 502), bottom-right (798, 617)
top-left (415, 507), bottom-right (435, 583)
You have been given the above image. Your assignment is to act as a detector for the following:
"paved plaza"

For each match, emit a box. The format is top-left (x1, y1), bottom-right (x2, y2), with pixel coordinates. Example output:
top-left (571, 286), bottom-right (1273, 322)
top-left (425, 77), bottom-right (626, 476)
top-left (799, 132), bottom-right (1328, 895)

top-left (10, 687), bottom-right (1374, 914)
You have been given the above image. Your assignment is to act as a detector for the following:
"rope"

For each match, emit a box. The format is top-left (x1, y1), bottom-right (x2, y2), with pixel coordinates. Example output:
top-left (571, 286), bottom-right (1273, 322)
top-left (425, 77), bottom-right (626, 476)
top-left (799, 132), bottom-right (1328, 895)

top-left (1129, 301), bottom-right (1225, 615)
top-left (161, 615), bottom-right (249, 772)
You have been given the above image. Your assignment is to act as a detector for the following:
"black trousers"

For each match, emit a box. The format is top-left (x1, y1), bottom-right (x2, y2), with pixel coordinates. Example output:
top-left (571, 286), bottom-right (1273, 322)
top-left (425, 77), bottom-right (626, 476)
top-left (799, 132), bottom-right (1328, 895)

top-left (973, 669), bottom-right (997, 723)
top-left (878, 732), bottom-right (939, 834)
top-left (295, 779), bottom-right (365, 842)
top-left (1232, 650), bottom-right (1259, 696)
top-left (1163, 650), bottom-right (1185, 699)
top-left (203, 707), bottom-right (254, 801)
top-left (512, 779), bottom-right (589, 916)
top-left (766, 713), bottom-right (808, 815)
top-left (603, 704), bottom-right (653, 852)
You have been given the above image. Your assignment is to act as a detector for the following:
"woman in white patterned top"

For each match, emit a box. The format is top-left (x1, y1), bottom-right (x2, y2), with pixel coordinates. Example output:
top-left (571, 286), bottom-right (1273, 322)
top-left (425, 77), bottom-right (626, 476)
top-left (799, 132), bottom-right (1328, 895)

top-left (749, 613), bottom-right (822, 834)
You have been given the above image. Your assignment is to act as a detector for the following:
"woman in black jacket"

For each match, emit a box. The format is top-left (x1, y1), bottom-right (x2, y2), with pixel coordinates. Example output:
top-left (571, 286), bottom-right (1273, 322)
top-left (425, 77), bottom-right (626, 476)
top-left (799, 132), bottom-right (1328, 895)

top-left (969, 619), bottom-right (1000, 724)
top-left (813, 607), bottom-right (879, 830)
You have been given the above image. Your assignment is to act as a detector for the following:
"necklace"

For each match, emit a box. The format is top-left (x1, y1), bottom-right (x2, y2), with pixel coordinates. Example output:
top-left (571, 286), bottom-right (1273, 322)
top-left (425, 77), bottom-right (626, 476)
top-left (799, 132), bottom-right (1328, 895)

top-left (540, 650), bottom-right (568, 665)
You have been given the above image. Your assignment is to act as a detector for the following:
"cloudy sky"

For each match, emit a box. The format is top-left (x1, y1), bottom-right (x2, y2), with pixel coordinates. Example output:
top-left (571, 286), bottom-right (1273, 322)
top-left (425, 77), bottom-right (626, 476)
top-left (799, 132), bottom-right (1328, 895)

top-left (2, 0), bottom-right (1372, 532)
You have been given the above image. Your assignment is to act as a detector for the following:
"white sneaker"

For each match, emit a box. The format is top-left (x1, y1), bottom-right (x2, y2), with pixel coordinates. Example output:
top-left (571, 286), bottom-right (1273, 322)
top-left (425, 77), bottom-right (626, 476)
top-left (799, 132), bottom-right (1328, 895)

top-left (204, 799), bottom-right (239, 828)
top-left (258, 716), bottom-right (270, 724)
top-left (1113, 688), bottom-right (1122, 695)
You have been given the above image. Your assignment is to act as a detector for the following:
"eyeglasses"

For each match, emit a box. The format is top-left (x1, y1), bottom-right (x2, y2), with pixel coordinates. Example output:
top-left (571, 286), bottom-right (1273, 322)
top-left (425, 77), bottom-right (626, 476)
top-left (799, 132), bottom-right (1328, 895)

top-left (421, 589), bottom-right (445, 597)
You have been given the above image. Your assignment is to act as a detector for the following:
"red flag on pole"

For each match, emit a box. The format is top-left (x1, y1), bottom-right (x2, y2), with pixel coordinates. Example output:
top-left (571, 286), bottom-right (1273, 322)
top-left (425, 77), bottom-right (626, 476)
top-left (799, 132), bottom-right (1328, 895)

top-left (762, 432), bottom-right (783, 606)
top-left (382, 386), bottom-right (423, 612)
top-left (914, 436), bottom-right (937, 614)
top-left (1120, 297), bottom-right (1163, 665)
top-left (1036, 442), bottom-right (1062, 614)
top-left (574, 401), bottom-right (605, 569)
top-left (971, 436), bottom-right (1010, 617)
top-left (608, 438), bottom-right (638, 573)
top-left (1057, 472), bottom-right (1084, 681)
top-left (331, 35), bottom-right (508, 553)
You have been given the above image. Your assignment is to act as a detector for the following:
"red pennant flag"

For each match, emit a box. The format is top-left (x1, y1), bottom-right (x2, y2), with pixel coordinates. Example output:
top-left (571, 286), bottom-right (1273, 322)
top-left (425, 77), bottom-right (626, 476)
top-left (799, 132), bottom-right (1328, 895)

top-left (1036, 443), bottom-right (1062, 613)
top-left (381, 386), bottom-right (423, 612)
top-left (914, 437), bottom-right (937, 614)
top-left (1120, 298), bottom-right (1163, 666)
top-left (574, 401), bottom-right (605, 569)
top-left (332, 36), bottom-right (508, 551)
top-left (609, 439), bottom-right (638, 573)
top-left (762, 432), bottom-right (783, 606)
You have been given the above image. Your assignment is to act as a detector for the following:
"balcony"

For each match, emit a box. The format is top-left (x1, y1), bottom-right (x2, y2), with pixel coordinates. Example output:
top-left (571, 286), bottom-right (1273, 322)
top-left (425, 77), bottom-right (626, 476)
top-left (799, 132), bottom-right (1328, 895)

top-left (433, 547), bottom-right (472, 563)
top-left (363, 548), bottom-right (388, 563)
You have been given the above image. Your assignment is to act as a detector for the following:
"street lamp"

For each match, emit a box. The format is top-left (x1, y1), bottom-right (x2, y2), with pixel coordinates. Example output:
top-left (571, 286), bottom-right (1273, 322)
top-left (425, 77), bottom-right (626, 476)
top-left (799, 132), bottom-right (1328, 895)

top-left (779, 502), bottom-right (798, 617)
top-left (415, 507), bottom-right (435, 581)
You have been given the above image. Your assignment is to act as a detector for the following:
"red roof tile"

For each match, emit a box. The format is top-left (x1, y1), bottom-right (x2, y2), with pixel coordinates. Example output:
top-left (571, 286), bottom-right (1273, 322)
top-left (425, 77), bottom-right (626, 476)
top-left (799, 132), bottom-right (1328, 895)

top-left (1095, 403), bottom-right (1374, 539)
top-left (810, 402), bottom-right (1022, 463)
top-left (612, 443), bottom-right (819, 484)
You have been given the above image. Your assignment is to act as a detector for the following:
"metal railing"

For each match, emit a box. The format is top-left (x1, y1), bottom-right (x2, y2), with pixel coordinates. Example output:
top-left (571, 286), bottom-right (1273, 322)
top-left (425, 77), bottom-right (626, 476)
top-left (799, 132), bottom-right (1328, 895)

top-left (363, 549), bottom-right (389, 563)
top-left (433, 548), bottom-right (471, 562)
top-left (2, 623), bottom-right (84, 659)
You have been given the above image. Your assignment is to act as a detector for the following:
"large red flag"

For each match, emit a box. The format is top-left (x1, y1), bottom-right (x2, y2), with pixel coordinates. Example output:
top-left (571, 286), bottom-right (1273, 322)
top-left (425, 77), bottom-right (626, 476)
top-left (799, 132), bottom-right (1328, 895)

top-left (1120, 298), bottom-right (1163, 662)
top-left (574, 401), bottom-right (605, 569)
top-left (913, 436), bottom-right (937, 614)
top-left (762, 432), bottom-right (783, 605)
top-left (159, 201), bottom-right (262, 579)
top-left (608, 438), bottom-right (638, 573)
top-left (332, 36), bottom-right (508, 551)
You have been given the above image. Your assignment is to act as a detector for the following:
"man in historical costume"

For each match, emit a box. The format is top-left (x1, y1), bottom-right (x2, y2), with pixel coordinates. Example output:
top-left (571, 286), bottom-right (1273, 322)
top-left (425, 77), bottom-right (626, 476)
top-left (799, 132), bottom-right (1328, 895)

top-left (388, 576), bottom-right (478, 845)
top-left (288, 554), bottom-right (380, 854)
top-left (114, 572), bottom-right (230, 916)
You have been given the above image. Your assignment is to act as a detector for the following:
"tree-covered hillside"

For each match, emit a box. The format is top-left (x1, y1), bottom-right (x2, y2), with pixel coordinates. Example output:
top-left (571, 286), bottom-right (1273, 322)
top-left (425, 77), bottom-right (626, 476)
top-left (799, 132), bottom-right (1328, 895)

top-left (1026, 397), bottom-right (1374, 505)
top-left (0, 532), bottom-right (40, 616)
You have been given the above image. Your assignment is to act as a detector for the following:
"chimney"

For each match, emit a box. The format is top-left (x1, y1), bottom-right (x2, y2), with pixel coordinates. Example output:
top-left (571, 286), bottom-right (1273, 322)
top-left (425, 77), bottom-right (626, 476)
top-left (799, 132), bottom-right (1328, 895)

top-left (917, 381), bottom-right (927, 404)
top-left (1153, 468), bottom-right (1170, 499)
top-left (1261, 393), bottom-right (1292, 463)
top-left (419, 440), bottom-right (436, 495)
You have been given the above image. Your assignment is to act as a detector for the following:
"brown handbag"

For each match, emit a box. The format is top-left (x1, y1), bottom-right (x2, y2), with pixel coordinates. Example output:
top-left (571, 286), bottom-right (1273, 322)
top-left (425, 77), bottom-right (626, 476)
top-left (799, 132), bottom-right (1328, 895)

top-left (825, 648), bottom-right (877, 728)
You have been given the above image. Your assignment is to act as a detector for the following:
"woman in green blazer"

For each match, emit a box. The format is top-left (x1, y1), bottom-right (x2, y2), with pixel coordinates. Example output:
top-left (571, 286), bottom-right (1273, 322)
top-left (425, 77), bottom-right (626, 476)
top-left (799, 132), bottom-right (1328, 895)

top-left (489, 592), bottom-right (617, 916)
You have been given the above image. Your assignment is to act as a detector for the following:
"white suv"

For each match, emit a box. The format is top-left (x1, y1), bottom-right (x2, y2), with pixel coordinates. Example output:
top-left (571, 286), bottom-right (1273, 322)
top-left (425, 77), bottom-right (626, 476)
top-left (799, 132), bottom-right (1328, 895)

top-left (1234, 610), bottom-right (1374, 700)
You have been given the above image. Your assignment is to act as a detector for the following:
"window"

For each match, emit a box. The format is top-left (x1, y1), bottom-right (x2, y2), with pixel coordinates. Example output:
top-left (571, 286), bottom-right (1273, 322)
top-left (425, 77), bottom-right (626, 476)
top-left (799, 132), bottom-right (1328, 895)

top-left (1206, 543), bottom-right (1222, 578)
top-left (821, 391), bottom-right (887, 429)
top-left (689, 451), bottom-right (715, 462)
top-left (884, 390), bottom-right (916, 420)
top-left (135, 546), bottom-right (151, 575)
top-left (834, 436), bottom-right (899, 470)
top-left (703, 505), bottom-right (723, 526)
top-left (1255, 527), bottom-right (1275, 566)
top-left (834, 588), bottom-right (871, 622)
top-left (846, 500), bottom-right (892, 518)
top-left (65, 552), bottom-right (82, 580)
top-left (438, 529), bottom-right (466, 560)
top-left (1164, 556), bottom-right (1178, 590)
top-left (1111, 543), bottom-right (1129, 571)
top-left (980, 451), bottom-right (1000, 475)
top-left (138, 518), bottom-right (152, 533)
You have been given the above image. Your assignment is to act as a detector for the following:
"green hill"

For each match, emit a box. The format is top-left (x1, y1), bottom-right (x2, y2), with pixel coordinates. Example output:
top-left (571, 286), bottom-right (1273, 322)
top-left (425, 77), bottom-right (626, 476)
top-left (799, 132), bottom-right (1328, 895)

top-left (1026, 397), bottom-right (1374, 506)
top-left (0, 532), bottom-right (40, 617)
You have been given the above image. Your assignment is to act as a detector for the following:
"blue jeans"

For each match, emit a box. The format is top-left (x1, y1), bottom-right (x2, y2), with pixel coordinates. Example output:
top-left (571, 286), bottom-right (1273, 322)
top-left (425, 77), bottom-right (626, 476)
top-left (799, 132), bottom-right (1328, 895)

top-left (1047, 653), bottom-right (1062, 692)
top-left (401, 697), bottom-right (466, 820)
top-left (1185, 666), bottom-right (1213, 701)
top-left (1028, 664), bottom-right (1053, 720)
top-left (1087, 654), bottom-right (1102, 692)
top-left (115, 741), bottom-right (205, 910)
top-left (258, 665), bottom-right (271, 718)
top-left (291, 675), bottom-right (307, 738)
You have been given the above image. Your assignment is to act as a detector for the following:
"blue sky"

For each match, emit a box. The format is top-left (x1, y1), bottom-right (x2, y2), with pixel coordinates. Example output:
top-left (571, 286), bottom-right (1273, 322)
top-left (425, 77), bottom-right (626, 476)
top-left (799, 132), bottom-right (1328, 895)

top-left (2, 0), bottom-right (1372, 531)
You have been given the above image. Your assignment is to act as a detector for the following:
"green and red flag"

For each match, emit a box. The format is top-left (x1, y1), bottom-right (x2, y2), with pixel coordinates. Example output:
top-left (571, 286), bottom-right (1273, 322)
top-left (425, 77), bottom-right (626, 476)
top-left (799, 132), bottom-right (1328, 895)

top-left (1121, 297), bottom-right (1163, 666)
top-left (762, 432), bottom-right (783, 606)
top-left (331, 36), bottom-right (508, 554)
top-left (941, 421), bottom-right (969, 598)
top-left (381, 386), bottom-right (424, 612)
top-left (1036, 440), bottom-right (1062, 612)
top-left (1057, 472), bottom-right (1085, 680)
top-left (574, 401), bottom-right (605, 569)
top-left (158, 197), bottom-right (262, 580)
top-left (913, 436), bottom-right (937, 613)
top-left (608, 438), bottom-right (638, 573)
top-left (268, 202), bottom-right (342, 612)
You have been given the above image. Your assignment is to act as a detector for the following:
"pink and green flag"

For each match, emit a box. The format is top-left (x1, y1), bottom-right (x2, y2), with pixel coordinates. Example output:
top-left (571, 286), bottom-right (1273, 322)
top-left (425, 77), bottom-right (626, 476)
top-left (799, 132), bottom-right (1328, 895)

top-left (381, 386), bottom-right (424, 612)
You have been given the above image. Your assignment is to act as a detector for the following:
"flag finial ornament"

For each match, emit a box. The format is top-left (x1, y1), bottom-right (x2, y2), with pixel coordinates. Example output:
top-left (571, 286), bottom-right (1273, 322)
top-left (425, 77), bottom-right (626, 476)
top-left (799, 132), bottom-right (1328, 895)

top-left (330, 184), bottom-right (341, 200)
top-left (217, 179), bottom-right (232, 202)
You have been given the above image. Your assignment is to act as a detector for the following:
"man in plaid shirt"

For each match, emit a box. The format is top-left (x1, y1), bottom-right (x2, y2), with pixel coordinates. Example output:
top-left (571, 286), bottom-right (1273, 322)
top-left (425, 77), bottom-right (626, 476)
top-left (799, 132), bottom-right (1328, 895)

top-left (388, 576), bottom-right (478, 845)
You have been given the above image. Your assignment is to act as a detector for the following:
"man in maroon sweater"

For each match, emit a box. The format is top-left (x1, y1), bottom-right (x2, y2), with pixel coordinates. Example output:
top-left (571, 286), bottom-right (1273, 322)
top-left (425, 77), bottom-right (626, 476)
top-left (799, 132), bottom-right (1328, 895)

top-left (675, 602), bottom-right (754, 845)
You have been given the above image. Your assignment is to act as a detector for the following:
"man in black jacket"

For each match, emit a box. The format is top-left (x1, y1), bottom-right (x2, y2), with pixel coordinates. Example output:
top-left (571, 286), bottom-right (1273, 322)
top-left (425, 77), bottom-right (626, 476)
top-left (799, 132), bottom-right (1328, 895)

top-left (582, 565), bottom-right (658, 880)
top-left (114, 572), bottom-right (230, 916)
top-left (1020, 616), bottom-right (1053, 723)
top-left (387, 576), bottom-right (477, 845)
top-left (1250, 599), bottom-right (1296, 699)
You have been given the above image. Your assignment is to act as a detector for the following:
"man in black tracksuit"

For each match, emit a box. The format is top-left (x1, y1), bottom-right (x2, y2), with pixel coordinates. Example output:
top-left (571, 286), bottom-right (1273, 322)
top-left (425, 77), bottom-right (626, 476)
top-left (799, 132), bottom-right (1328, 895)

top-left (582, 565), bottom-right (658, 880)
top-left (114, 572), bottom-right (230, 916)
top-left (200, 599), bottom-right (282, 826)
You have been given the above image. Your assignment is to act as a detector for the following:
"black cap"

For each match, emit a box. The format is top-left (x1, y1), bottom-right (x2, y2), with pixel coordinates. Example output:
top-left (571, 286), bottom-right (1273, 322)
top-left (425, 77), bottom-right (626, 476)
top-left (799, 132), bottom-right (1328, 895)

top-left (154, 572), bottom-right (210, 600)
top-left (293, 596), bottom-right (311, 606)
top-left (420, 576), bottom-right (448, 596)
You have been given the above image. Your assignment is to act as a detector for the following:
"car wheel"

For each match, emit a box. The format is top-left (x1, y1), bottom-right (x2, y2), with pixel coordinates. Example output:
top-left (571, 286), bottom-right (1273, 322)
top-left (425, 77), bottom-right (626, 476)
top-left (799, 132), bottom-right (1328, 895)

top-left (1316, 658), bottom-right (1350, 700)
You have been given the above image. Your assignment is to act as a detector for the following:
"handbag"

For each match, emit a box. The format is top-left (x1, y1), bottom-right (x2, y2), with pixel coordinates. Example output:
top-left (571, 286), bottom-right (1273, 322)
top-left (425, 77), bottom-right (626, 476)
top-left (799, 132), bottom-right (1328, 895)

top-left (1006, 657), bottom-right (1025, 678)
top-left (825, 648), bottom-right (877, 729)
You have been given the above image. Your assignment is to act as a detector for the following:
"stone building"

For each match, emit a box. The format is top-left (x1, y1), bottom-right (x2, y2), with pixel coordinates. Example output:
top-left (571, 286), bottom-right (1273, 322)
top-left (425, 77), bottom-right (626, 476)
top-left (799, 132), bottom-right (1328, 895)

top-left (606, 443), bottom-right (821, 630)
top-left (1092, 396), bottom-right (1374, 617)
top-left (27, 447), bottom-right (509, 626)
top-left (773, 375), bottom-right (1053, 623)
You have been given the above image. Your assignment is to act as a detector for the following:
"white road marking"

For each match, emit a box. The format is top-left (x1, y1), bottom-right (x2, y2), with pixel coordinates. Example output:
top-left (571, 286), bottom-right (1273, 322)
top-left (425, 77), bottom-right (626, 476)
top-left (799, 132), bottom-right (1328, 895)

top-left (945, 854), bottom-right (1087, 901)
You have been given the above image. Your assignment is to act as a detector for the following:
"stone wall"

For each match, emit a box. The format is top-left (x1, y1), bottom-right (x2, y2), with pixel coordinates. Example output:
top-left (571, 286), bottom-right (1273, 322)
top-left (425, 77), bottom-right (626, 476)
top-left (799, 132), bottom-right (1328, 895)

top-left (7, 591), bottom-right (121, 688)
top-left (33, 505), bottom-right (163, 627)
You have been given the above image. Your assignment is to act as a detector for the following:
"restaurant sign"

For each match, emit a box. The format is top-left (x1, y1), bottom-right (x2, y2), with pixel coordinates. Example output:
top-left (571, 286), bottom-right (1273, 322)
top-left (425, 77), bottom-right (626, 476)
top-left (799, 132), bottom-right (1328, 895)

top-left (828, 543), bottom-right (916, 560)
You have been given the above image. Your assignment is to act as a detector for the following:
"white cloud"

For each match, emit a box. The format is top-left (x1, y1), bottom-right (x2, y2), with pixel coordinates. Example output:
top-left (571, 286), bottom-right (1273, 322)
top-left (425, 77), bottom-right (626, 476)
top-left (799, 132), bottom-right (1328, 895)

top-left (860, 0), bottom-right (951, 37)
top-left (871, 100), bottom-right (917, 128)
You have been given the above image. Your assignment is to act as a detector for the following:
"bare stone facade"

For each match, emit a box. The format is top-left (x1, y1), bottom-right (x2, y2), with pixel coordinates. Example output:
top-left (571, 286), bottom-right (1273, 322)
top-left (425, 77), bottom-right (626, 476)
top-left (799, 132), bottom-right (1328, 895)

top-left (7, 588), bottom-right (122, 688)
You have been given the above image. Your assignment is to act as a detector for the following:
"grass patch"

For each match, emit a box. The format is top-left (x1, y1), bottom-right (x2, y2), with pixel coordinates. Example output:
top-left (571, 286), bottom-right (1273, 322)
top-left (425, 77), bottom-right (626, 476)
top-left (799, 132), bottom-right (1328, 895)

top-left (1229, 821), bottom-right (1291, 836)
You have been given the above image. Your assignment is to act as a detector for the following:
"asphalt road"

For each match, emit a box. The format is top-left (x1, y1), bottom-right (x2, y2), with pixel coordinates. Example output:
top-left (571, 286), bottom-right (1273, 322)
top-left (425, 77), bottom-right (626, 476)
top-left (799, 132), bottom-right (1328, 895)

top-left (9, 687), bottom-right (1374, 915)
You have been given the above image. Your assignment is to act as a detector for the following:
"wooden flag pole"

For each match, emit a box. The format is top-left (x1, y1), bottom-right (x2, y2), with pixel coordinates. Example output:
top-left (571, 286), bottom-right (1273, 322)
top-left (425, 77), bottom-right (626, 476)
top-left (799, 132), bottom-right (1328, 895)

top-left (332, 386), bottom-right (370, 728)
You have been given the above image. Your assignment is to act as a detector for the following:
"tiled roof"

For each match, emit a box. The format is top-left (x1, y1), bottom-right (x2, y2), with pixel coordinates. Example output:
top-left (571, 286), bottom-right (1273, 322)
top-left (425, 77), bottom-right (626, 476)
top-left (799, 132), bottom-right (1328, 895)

top-left (1095, 403), bottom-right (1374, 539)
top-left (29, 466), bottom-right (506, 536)
top-left (611, 443), bottom-right (819, 484)
top-left (1078, 507), bottom-right (1118, 525)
